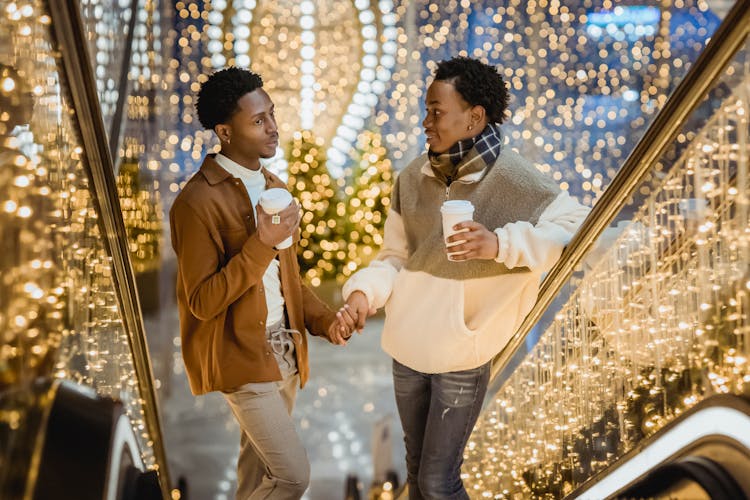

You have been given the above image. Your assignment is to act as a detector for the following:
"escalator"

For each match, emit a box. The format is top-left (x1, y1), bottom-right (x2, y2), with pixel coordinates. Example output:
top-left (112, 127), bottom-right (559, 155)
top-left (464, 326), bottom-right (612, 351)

top-left (462, 0), bottom-right (750, 498)
top-left (576, 395), bottom-right (750, 499)
top-left (2, 380), bottom-right (161, 500)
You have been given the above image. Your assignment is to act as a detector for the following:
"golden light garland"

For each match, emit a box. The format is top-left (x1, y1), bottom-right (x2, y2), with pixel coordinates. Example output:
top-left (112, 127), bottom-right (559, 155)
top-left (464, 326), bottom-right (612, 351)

top-left (116, 150), bottom-right (163, 276)
top-left (162, 0), bottom-right (397, 192)
top-left (119, 0), bottom-right (165, 297)
top-left (0, 0), bottom-right (157, 474)
top-left (462, 59), bottom-right (750, 498)
top-left (79, 0), bottom-right (133, 131)
top-left (378, 0), bottom-right (718, 205)
top-left (160, 0), bottom-right (722, 253)
top-left (286, 130), bottom-right (345, 287)
top-left (342, 129), bottom-right (392, 278)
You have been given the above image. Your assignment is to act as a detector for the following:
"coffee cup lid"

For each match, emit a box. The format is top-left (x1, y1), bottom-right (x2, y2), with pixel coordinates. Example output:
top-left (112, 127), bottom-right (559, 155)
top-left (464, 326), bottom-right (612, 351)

top-left (260, 188), bottom-right (292, 203)
top-left (441, 200), bottom-right (474, 213)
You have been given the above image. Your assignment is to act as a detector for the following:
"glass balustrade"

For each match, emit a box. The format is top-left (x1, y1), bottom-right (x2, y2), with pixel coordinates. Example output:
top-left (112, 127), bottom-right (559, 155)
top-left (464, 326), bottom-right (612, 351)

top-left (463, 37), bottom-right (750, 498)
top-left (0, 1), bottom-right (162, 495)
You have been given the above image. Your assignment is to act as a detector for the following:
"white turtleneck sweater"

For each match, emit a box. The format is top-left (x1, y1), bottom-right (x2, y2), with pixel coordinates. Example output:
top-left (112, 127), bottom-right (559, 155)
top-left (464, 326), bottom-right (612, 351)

top-left (215, 153), bottom-right (284, 326)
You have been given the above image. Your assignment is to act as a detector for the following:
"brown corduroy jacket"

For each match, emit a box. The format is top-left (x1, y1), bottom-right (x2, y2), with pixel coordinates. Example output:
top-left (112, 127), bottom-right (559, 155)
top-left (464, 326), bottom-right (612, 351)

top-left (170, 155), bottom-right (336, 395)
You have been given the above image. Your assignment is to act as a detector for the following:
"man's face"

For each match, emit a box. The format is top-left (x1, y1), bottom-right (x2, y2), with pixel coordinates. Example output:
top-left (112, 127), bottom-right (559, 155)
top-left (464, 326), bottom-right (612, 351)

top-left (225, 88), bottom-right (279, 160)
top-left (422, 80), bottom-right (475, 154)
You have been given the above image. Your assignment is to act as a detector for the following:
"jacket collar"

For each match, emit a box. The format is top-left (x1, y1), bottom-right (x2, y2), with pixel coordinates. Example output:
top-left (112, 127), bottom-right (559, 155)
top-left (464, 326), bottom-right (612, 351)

top-left (200, 153), bottom-right (283, 188)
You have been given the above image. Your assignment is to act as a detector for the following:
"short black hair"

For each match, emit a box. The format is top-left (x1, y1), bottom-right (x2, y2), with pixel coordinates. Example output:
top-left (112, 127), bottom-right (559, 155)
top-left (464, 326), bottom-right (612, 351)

top-left (195, 67), bottom-right (263, 130)
top-left (434, 57), bottom-right (509, 124)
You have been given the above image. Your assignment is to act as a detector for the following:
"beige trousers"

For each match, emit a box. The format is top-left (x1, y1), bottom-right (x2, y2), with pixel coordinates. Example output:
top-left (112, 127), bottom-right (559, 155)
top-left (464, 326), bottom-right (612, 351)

top-left (222, 373), bottom-right (309, 499)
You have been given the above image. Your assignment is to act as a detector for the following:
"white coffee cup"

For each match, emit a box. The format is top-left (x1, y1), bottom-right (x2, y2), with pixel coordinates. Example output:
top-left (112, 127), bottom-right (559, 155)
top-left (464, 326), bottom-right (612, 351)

top-left (258, 188), bottom-right (294, 249)
top-left (441, 200), bottom-right (474, 259)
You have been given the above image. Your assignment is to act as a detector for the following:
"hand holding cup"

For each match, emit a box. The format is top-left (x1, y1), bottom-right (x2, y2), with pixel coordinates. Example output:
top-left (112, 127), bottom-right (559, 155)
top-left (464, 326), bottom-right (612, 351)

top-left (442, 200), bottom-right (499, 261)
top-left (257, 189), bottom-right (299, 249)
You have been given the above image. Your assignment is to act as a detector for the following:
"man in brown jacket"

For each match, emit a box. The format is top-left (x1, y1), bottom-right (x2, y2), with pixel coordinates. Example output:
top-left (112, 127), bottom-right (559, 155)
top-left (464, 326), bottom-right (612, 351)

top-left (170, 67), bottom-right (352, 499)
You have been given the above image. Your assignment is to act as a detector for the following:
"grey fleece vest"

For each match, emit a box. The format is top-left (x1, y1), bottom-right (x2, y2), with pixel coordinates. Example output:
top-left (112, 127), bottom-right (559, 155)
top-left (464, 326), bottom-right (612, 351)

top-left (392, 147), bottom-right (560, 280)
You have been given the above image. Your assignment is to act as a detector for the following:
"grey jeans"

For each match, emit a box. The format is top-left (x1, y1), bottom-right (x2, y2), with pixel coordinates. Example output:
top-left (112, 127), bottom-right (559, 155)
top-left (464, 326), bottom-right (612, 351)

top-left (393, 359), bottom-right (490, 500)
top-left (221, 321), bottom-right (307, 499)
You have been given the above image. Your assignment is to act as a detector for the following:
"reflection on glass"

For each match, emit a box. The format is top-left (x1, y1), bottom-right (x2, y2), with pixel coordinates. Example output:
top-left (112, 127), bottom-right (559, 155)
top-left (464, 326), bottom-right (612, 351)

top-left (0, 1), bottom-right (155, 493)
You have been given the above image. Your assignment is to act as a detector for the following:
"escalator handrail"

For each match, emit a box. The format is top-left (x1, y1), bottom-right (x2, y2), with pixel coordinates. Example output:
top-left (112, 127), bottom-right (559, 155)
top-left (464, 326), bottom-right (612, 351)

top-left (46, 1), bottom-right (172, 497)
top-left (620, 455), bottom-right (746, 500)
top-left (571, 394), bottom-right (750, 498)
top-left (489, 0), bottom-right (750, 383)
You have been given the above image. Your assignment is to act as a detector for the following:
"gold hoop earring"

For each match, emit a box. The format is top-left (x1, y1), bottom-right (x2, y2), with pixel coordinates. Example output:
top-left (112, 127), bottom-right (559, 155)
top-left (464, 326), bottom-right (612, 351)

top-left (468, 125), bottom-right (473, 131)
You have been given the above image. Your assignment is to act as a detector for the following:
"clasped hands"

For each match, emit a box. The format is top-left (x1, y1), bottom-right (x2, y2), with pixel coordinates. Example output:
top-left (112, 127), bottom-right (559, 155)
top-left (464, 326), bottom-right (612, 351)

top-left (326, 291), bottom-right (377, 345)
top-left (324, 222), bottom-right (497, 344)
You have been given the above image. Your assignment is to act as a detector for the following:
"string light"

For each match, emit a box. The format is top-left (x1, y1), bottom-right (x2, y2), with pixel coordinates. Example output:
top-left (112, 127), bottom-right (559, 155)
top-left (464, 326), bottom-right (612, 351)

top-left (342, 130), bottom-right (392, 278)
top-left (325, 0), bottom-right (398, 175)
top-left (0, 1), bottom-right (732, 493)
top-left (286, 130), bottom-right (346, 287)
top-left (165, 1), bottom-right (717, 209)
top-left (0, 0), bottom-right (161, 473)
top-left (462, 65), bottom-right (750, 498)
top-left (121, 0), bottom-right (165, 286)
top-left (375, 0), bottom-right (720, 205)
top-left (299, 0), bottom-right (316, 131)
top-left (231, 0), bottom-right (254, 68)
top-left (116, 150), bottom-right (163, 276)
top-left (79, 0), bottom-right (129, 131)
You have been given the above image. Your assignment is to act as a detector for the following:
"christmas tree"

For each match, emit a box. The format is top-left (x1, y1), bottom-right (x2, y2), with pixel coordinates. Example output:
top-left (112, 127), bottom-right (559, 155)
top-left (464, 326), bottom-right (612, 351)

top-left (116, 147), bottom-right (163, 276)
top-left (342, 130), bottom-right (393, 279)
top-left (286, 130), bottom-right (348, 287)
top-left (116, 143), bottom-right (163, 312)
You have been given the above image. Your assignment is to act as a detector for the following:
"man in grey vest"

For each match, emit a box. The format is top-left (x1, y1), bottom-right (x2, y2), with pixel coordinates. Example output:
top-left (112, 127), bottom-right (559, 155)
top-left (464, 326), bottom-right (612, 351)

top-left (340, 57), bottom-right (589, 499)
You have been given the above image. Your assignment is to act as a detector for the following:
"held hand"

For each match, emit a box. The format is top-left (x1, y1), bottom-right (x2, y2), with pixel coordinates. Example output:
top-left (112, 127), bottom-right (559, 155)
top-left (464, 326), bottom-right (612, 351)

top-left (342, 291), bottom-right (376, 333)
top-left (327, 315), bottom-right (352, 346)
top-left (256, 201), bottom-right (301, 248)
top-left (444, 221), bottom-right (499, 261)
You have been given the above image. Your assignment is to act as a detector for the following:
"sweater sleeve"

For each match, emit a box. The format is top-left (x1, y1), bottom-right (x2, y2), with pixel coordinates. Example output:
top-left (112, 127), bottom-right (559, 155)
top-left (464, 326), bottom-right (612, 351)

top-left (494, 191), bottom-right (590, 272)
top-left (170, 198), bottom-right (277, 320)
top-left (342, 210), bottom-right (409, 310)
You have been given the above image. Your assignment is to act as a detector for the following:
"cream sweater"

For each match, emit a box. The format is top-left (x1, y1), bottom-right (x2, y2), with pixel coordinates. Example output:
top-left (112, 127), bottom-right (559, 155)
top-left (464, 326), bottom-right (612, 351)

top-left (343, 148), bottom-right (590, 373)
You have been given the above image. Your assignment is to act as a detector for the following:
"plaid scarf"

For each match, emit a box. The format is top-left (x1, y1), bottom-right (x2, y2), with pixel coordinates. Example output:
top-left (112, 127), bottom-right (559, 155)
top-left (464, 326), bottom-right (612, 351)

top-left (428, 123), bottom-right (504, 185)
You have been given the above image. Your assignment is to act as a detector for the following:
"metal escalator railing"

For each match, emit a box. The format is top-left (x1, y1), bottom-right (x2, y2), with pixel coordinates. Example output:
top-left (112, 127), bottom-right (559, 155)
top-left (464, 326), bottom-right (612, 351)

top-left (46, 1), bottom-right (172, 497)
top-left (489, 0), bottom-right (750, 383)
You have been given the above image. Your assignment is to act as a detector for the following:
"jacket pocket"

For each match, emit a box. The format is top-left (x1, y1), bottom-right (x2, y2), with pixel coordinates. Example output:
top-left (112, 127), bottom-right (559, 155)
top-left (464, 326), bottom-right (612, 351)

top-left (453, 282), bottom-right (479, 337)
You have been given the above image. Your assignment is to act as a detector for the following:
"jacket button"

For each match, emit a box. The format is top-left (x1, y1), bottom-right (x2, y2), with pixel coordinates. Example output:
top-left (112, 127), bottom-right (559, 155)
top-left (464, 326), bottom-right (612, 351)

top-left (259, 320), bottom-right (264, 326)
